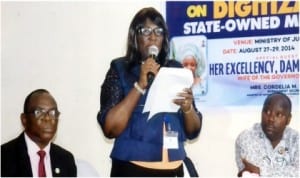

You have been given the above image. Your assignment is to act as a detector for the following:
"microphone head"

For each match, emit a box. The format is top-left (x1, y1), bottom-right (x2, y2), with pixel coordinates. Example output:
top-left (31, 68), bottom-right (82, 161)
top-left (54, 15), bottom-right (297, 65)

top-left (148, 45), bottom-right (159, 57)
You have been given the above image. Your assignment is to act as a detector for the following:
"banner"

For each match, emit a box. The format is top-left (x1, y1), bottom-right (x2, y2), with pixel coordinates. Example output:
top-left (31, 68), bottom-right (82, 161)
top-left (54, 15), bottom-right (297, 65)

top-left (166, 1), bottom-right (299, 107)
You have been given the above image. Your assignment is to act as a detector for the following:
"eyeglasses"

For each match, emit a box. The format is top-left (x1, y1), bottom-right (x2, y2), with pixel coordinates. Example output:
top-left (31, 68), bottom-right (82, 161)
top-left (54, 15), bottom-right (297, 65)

top-left (26, 108), bottom-right (60, 120)
top-left (138, 27), bottom-right (164, 36)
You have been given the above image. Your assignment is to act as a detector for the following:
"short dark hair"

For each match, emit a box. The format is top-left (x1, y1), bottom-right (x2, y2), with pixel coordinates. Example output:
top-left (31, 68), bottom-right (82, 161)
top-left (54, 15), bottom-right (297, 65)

top-left (263, 92), bottom-right (292, 113)
top-left (125, 7), bottom-right (169, 68)
top-left (23, 89), bottom-right (50, 113)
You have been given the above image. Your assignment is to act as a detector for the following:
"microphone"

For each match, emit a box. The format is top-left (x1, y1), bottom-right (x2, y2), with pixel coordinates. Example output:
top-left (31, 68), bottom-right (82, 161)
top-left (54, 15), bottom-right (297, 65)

top-left (147, 45), bottom-right (159, 87)
top-left (148, 45), bottom-right (159, 59)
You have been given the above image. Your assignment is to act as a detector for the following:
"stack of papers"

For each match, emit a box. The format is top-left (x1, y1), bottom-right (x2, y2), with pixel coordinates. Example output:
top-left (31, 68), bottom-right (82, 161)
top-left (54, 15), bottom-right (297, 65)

top-left (143, 67), bottom-right (193, 120)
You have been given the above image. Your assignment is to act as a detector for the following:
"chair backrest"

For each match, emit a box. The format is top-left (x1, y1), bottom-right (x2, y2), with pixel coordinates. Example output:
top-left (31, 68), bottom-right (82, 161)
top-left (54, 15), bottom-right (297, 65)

top-left (75, 159), bottom-right (100, 177)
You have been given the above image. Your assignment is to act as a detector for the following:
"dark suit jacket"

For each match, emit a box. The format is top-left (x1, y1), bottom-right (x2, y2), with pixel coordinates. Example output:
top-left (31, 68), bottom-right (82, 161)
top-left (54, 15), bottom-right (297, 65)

top-left (1, 133), bottom-right (77, 177)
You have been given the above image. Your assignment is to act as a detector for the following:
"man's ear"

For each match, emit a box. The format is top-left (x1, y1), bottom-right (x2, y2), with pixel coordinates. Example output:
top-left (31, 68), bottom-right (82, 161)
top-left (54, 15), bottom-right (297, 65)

top-left (21, 113), bottom-right (27, 128)
top-left (286, 113), bottom-right (292, 125)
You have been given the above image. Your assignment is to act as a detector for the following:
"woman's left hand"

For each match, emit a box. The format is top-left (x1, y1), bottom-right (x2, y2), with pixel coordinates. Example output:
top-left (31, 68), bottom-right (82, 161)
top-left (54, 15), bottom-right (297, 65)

top-left (174, 88), bottom-right (201, 135)
top-left (173, 88), bottom-right (193, 112)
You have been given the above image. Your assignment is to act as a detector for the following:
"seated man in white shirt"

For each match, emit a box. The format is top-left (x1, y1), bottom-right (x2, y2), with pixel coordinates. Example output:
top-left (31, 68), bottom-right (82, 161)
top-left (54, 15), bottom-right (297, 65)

top-left (235, 92), bottom-right (299, 177)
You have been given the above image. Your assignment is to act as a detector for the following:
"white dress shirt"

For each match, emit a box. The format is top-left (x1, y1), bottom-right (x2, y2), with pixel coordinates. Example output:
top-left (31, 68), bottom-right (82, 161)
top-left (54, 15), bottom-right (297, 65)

top-left (24, 133), bottom-right (53, 177)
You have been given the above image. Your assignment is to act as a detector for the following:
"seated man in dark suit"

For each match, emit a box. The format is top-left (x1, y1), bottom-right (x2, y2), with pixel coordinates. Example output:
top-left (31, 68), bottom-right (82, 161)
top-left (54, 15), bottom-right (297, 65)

top-left (1, 89), bottom-right (77, 177)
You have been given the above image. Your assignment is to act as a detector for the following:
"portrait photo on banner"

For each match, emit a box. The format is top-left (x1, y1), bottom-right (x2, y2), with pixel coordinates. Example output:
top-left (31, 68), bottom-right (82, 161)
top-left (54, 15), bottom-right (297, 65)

top-left (169, 35), bottom-right (208, 107)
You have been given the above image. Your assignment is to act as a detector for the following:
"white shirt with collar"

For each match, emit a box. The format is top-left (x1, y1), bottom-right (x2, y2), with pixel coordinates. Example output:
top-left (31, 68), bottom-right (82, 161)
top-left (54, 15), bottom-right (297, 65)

top-left (24, 133), bottom-right (53, 177)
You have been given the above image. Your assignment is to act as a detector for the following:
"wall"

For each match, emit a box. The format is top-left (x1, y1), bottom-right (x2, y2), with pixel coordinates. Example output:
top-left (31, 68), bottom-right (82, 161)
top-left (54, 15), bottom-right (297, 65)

top-left (1, 1), bottom-right (299, 177)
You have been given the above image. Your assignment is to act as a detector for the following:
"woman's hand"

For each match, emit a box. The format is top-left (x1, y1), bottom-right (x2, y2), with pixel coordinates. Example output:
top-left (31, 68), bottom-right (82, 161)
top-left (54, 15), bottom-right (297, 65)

top-left (139, 57), bottom-right (160, 89)
top-left (173, 88), bottom-right (194, 112)
top-left (173, 88), bottom-right (201, 136)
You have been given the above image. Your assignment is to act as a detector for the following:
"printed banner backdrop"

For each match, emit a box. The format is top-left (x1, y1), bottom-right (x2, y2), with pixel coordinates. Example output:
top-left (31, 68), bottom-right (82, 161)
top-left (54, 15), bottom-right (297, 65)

top-left (166, 1), bottom-right (299, 107)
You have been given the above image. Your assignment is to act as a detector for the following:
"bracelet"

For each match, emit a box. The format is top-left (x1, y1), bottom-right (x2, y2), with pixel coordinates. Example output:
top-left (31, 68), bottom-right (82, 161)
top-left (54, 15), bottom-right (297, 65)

top-left (183, 105), bottom-right (193, 114)
top-left (134, 82), bottom-right (146, 95)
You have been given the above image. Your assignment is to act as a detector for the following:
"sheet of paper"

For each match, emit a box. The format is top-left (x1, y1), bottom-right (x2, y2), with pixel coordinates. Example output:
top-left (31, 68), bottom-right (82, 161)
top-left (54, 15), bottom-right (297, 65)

top-left (143, 67), bottom-right (193, 120)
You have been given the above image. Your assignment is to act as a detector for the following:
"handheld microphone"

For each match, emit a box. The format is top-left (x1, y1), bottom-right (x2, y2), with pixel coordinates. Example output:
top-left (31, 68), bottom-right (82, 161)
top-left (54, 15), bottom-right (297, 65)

top-left (147, 45), bottom-right (159, 87)
top-left (148, 45), bottom-right (159, 59)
